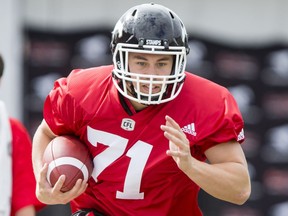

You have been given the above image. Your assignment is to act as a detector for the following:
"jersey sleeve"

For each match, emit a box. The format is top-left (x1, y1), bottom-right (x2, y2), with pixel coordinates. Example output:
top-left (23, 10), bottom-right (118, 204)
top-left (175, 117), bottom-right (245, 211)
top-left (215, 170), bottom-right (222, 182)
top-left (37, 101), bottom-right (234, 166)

top-left (44, 66), bottom-right (113, 136)
top-left (44, 69), bottom-right (84, 135)
top-left (197, 89), bottom-right (245, 153)
top-left (10, 119), bottom-right (45, 215)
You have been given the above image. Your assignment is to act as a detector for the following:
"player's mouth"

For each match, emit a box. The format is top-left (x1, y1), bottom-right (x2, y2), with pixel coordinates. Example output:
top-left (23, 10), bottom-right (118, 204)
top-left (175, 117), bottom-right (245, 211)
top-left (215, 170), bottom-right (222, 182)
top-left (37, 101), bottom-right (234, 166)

top-left (141, 84), bottom-right (161, 94)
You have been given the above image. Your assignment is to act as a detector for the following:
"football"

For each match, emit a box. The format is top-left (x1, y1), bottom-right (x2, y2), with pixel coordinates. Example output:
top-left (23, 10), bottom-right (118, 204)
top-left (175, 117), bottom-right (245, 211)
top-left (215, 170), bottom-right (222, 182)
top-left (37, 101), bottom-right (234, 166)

top-left (43, 135), bottom-right (94, 192)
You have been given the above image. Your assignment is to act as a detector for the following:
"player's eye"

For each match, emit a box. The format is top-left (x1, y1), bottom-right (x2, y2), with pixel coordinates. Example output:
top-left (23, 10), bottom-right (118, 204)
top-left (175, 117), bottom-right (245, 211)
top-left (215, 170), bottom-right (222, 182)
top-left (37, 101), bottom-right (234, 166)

top-left (136, 61), bottom-right (147, 67)
top-left (157, 62), bottom-right (167, 67)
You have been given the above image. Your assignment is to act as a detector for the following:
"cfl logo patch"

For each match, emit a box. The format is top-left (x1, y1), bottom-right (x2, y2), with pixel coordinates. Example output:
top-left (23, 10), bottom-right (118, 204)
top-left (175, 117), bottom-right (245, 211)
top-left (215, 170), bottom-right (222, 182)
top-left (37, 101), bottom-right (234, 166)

top-left (121, 118), bottom-right (135, 131)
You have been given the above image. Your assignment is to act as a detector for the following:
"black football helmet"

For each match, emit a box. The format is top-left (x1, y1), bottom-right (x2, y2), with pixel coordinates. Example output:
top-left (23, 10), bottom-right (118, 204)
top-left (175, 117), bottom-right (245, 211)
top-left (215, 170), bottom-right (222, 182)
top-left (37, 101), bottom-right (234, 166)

top-left (111, 3), bottom-right (190, 105)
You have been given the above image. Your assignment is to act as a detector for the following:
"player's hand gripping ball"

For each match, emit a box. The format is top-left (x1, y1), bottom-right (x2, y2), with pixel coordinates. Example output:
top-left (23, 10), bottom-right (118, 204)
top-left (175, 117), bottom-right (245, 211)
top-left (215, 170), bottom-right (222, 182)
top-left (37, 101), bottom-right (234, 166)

top-left (43, 135), bottom-right (94, 192)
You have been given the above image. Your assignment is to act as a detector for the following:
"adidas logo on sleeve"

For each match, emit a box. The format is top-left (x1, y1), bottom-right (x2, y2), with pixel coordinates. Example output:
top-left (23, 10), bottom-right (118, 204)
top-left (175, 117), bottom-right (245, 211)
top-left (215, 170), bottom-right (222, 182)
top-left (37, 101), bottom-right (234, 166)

top-left (237, 128), bottom-right (245, 141)
top-left (181, 123), bottom-right (197, 136)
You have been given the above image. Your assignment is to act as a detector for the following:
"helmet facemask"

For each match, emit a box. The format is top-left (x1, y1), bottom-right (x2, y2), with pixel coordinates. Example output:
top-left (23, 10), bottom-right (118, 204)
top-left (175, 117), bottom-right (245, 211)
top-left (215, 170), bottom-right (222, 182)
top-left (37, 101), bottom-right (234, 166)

top-left (112, 43), bottom-right (187, 105)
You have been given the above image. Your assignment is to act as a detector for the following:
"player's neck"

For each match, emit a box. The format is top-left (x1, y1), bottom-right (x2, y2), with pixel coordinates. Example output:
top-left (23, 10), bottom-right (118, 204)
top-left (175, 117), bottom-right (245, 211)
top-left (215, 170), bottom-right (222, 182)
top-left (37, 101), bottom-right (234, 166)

top-left (130, 99), bottom-right (147, 112)
top-left (118, 92), bottom-right (147, 115)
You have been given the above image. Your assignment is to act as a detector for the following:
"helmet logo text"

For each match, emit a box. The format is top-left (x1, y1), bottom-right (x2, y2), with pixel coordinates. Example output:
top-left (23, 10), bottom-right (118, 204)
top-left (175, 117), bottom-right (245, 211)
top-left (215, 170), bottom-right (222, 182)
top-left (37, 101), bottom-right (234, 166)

top-left (146, 40), bottom-right (161, 46)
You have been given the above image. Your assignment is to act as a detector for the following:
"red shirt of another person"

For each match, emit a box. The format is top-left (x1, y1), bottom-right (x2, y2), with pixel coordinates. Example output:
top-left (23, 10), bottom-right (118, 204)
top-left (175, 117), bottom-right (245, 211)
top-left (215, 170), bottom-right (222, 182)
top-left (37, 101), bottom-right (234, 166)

top-left (10, 118), bottom-right (45, 216)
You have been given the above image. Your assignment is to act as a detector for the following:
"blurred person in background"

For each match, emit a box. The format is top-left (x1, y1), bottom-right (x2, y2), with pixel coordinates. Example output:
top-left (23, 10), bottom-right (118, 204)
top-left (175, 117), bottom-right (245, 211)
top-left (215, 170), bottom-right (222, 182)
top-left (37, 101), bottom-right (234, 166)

top-left (0, 54), bottom-right (45, 216)
top-left (32, 3), bottom-right (251, 216)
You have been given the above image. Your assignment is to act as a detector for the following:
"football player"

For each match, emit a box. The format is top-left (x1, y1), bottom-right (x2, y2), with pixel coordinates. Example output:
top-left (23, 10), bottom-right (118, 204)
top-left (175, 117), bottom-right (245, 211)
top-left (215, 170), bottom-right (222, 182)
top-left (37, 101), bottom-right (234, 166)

top-left (32, 3), bottom-right (251, 216)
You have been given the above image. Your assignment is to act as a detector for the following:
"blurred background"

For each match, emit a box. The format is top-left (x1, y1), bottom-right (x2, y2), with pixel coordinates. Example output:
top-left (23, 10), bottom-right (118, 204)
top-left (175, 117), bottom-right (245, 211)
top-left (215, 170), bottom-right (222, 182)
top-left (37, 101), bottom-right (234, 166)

top-left (1, 0), bottom-right (288, 215)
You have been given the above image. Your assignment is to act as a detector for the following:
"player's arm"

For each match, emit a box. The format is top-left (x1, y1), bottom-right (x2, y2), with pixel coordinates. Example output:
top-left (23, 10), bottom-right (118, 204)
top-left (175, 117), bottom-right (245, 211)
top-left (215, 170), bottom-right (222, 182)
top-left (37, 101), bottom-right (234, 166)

top-left (32, 119), bottom-right (56, 176)
top-left (161, 115), bottom-right (251, 205)
top-left (15, 205), bottom-right (35, 216)
top-left (32, 119), bottom-right (87, 204)
top-left (199, 140), bottom-right (251, 204)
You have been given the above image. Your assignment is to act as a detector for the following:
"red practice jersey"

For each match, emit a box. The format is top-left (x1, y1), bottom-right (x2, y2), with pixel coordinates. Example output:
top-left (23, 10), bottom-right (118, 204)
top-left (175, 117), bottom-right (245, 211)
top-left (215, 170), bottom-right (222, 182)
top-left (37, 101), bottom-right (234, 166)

top-left (44, 65), bottom-right (244, 216)
top-left (10, 118), bottom-right (44, 216)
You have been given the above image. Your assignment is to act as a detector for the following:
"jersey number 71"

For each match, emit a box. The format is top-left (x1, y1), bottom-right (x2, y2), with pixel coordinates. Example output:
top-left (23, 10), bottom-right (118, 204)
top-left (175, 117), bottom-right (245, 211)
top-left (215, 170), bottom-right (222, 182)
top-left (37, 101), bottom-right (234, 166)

top-left (87, 126), bottom-right (153, 200)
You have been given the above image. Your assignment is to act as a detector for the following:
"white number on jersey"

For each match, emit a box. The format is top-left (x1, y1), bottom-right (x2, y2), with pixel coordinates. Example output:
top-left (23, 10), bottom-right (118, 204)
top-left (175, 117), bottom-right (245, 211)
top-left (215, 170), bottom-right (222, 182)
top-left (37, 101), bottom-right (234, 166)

top-left (87, 126), bottom-right (153, 199)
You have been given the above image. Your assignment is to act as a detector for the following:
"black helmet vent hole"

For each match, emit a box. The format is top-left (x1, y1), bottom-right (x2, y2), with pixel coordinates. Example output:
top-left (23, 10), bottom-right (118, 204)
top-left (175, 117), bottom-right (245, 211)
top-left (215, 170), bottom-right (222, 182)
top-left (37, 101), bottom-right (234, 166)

top-left (169, 11), bottom-right (175, 19)
top-left (132, 9), bottom-right (137, 16)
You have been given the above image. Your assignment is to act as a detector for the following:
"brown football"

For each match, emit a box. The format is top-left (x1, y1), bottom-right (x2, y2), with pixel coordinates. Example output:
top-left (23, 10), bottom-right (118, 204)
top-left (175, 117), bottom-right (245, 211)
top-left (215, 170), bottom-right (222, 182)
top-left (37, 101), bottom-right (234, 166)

top-left (43, 135), bottom-right (93, 192)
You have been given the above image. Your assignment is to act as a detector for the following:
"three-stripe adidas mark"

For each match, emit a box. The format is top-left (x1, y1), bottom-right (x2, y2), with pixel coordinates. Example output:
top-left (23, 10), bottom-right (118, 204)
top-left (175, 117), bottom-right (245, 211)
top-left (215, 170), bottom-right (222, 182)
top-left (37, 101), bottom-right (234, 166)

top-left (181, 123), bottom-right (197, 136)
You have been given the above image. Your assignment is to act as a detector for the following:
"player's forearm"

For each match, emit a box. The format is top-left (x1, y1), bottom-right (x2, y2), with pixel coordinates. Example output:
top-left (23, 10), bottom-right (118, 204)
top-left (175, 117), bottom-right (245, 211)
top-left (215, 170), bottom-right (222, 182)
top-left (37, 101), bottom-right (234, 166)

top-left (15, 205), bottom-right (36, 216)
top-left (186, 159), bottom-right (251, 205)
top-left (32, 120), bottom-right (55, 176)
top-left (32, 130), bottom-right (48, 177)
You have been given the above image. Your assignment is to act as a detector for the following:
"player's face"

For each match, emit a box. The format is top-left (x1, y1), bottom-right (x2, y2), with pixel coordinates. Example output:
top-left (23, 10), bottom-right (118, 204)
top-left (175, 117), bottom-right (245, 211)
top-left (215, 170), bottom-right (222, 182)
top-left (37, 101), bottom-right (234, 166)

top-left (128, 52), bottom-right (173, 94)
